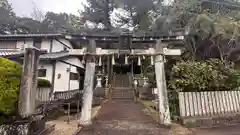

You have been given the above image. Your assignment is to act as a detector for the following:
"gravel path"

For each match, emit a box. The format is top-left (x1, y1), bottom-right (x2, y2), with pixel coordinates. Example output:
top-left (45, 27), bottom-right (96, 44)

top-left (78, 100), bottom-right (170, 135)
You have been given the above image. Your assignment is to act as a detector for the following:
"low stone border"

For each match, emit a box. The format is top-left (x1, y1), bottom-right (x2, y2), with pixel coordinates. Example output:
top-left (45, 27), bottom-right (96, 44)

top-left (182, 113), bottom-right (240, 129)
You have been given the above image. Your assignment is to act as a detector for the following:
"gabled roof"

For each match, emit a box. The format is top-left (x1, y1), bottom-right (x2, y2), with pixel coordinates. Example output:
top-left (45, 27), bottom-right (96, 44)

top-left (0, 49), bottom-right (71, 60)
top-left (40, 51), bottom-right (71, 60)
top-left (0, 49), bottom-right (24, 57)
top-left (0, 34), bottom-right (63, 38)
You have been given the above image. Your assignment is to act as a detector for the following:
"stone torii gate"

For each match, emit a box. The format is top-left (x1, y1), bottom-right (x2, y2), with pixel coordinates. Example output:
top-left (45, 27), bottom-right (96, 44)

top-left (15, 33), bottom-right (183, 128)
top-left (71, 37), bottom-right (183, 126)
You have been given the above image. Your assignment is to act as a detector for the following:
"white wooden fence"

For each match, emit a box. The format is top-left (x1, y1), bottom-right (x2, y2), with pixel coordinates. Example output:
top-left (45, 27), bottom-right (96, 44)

top-left (36, 88), bottom-right (51, 102)
top-left (178, 91), bottom-right (240, 117)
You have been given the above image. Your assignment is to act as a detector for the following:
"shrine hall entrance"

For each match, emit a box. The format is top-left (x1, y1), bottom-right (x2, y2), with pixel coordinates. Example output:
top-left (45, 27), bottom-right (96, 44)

top-left (113, 65), bottom-right (132, 88)
top-left (112, 61), bottom-right (141, 88)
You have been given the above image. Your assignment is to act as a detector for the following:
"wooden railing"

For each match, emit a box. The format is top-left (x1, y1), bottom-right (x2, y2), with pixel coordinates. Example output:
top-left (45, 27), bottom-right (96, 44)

top-left (53, 89), bottom-right (83, 102)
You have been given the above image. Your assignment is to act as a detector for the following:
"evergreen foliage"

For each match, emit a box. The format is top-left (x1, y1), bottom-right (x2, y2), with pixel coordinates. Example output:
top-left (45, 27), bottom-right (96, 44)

top-left (0, 58), bottom-right (21, 115)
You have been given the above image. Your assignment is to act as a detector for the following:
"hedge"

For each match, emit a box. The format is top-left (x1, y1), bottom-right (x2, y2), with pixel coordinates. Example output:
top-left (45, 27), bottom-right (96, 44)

top-left (0, 58), bottom-right (52, 118)
top-left (168, 59), bottom-right (240, 92)
top-left (37, 78), bottom-right (52, 88)
top-left (0, 58), bottom-right (21, 115)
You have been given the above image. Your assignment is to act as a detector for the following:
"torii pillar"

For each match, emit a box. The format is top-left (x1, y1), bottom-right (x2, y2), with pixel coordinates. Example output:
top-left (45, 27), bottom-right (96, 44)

top-left (154, 40), bottom-right (171, 125)
top-left (79, 39), bottom-right (96, 126)
top-left (19, 47), bottom-right (40, 117)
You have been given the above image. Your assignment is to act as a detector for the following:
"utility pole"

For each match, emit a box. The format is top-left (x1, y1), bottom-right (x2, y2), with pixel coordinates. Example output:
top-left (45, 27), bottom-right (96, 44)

top-left (79, 39), bottom-right (96, 126)
top-left (154, 40), bottom-right (171, 125)
top-left (19, 47), bottom-right (40, 117)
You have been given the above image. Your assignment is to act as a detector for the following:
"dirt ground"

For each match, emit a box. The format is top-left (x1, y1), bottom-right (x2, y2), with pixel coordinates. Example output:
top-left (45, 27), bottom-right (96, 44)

top-left (47, 120), bottom-right (79, 135)
top-left (47, 106), bottom-right (102, 135)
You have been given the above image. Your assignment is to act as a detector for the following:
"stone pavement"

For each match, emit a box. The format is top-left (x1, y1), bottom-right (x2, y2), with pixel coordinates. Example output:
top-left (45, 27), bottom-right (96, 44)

top-left (78, 100), bottom-right (170, 135)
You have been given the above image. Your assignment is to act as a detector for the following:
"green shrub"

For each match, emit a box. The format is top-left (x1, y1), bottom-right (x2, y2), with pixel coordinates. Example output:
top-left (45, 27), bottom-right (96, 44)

top-left (168, 59), bottom-right (240, 92)
top-left (37, 78), bottom-right (52, 88)
top-left (0, 58), bottom-right (52, 122)
top-left (0, 58), bottom-right (21, 115)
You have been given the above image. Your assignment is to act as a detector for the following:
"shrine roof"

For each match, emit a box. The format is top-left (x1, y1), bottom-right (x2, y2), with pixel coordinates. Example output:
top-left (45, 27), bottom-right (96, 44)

top-left (0, 32), bottom-right (185, 49)
top-left (0, 31), bottom-right (185, 40)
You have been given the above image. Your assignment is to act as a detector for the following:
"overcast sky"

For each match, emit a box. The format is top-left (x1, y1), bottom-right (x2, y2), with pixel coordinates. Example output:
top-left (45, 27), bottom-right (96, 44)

top-left (8, 0), bottom-right (86, 17)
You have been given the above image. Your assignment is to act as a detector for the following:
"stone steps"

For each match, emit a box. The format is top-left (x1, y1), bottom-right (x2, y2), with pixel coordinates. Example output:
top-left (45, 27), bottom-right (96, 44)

top-left (112, 88), bottom-right (134, 99)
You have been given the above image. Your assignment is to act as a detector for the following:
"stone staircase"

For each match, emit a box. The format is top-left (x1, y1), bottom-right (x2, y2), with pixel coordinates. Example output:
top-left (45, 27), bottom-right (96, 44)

top-left (111, 87), bottom-right (134, 100)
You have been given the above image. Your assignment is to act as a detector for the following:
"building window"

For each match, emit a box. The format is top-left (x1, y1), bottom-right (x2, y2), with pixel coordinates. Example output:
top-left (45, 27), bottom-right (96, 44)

top-left (70, 72), bottom-right (79, 80)
top-left (0, 41), bottom-right (17, 49)
top-left (33, 39), bottom-right (41, 49)
top-left (38, 69), bottom-right (47, 77)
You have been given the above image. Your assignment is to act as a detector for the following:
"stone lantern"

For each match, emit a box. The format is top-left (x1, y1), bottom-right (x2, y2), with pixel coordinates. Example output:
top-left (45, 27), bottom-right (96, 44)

top-left (96, 71), bottom-right (103, 88)
top-left (143, 77), bottom-right (148, 86)
top-left (134, 79), bottom-right (138, 88)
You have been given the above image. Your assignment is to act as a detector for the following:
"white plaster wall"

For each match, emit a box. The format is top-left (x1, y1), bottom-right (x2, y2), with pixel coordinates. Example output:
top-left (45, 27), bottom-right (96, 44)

top-left (25, 40), bottom-right (34, 48)
top-left (52, 39), bottom-right (72, 52)
top-left (53, 61), bottom-right (80, 92)
top-left (38, 58), bottom-right (82, 92)
top-left (40, 38), bottom-right (72, 52)
top-left (16, 41), bottom-right (25, 49)
top-left (4, 38), bottom-right (81, 92)
top-left (41, 39), bottom-right (51, 52)
top-left (7, 38), bottom-right (73, 52)
top-left (16, 40), bottom-right (33, 49)
top-left (54, 62), bottom-right (69, 92)
top-left (69, 64), bottom-right (80, 91)
top-left (64, 57), bottom-right (84, 69)
top-left (59, 39), bottom-right (72, 48)
top-left (38, 62), bottom-right (53, 83)
top-left (15, 40), bottom-right (34, 49)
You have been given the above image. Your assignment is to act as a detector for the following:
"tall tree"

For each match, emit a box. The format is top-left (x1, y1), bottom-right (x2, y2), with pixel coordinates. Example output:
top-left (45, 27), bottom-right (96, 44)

top-left (30, 1), bottom-right (45, 22)
top-left (113, 0), bottom-right (157, 30)
top-left (41, 12), bottom-right (83, 33)
top-left (16, 17), bottom-right (42, 34)
top-left (0, 0), bottom-right (16, 34)
top-left (82, 0), bottom-right (114, 29)
top-left (158, 0), bottom-right (240, 62)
